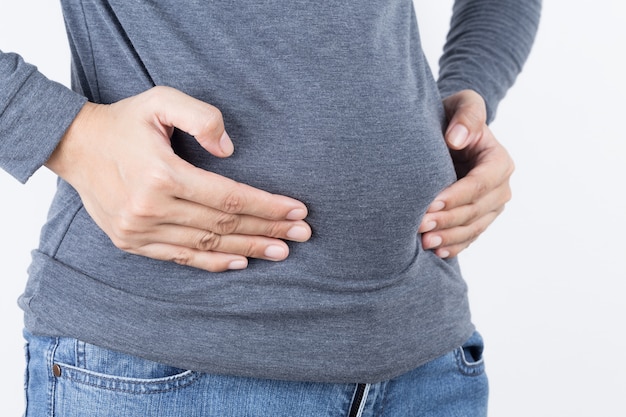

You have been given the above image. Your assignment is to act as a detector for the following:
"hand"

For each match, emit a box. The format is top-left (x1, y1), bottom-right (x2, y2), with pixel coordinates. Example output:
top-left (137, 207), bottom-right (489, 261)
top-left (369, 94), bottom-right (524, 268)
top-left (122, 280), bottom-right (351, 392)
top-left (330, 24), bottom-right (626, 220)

top-left (419, 90), bottom-right (514, 258)
top-left (46, 86), bottom-right (311, 272)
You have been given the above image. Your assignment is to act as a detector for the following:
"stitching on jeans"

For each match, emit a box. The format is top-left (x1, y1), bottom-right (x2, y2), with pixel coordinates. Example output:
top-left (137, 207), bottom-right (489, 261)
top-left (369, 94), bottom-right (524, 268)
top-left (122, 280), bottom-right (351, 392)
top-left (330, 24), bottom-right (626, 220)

top-left (47, 338), bottom-right (60, 417)
top-left (454, 347), bottom-right (485, 377)
top-left (53, 363), bottom-right (202, 395)
top-left (75, 339), bottom-right (85, 368)
top-left (23, 341), bottom-right (30, 417)
top-left (458, 345), bottom-right (484, 366)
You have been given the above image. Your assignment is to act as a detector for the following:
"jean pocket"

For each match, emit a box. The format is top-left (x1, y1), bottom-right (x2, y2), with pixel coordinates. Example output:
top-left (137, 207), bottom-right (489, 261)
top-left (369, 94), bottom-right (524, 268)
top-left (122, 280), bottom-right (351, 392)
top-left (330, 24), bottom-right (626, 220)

top-left (454, 331), bottom-right (486, 377)
top-left (53, 340), bottom-right (200, 394)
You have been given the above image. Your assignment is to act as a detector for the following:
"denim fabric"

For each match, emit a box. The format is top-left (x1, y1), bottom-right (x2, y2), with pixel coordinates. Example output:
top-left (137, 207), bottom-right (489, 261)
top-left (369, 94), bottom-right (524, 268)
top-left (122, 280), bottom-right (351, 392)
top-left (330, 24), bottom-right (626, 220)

top-left (23, 330), bottom-right (487, 417)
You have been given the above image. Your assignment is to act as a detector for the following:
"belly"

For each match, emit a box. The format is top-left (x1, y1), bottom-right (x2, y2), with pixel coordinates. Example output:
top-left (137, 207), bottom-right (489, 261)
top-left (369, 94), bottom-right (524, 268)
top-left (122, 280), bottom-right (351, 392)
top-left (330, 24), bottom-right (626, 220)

top-left (60, 0), bottom-right (457, 294)
top-left (170, 85), bottom-right (456, 287)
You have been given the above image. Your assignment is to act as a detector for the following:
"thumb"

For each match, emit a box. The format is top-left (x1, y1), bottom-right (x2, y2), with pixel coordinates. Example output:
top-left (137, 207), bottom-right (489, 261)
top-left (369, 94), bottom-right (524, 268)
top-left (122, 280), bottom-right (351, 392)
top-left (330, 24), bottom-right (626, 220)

top-left (442, 90), bottom-right (487, 150)
top-left (147, 86), bottom-right (234, 157)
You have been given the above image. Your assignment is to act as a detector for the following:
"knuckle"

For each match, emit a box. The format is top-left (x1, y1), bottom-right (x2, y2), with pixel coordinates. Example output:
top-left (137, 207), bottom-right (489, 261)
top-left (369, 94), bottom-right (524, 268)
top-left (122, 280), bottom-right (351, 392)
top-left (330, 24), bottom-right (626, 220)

top-left (463, 109), bottom-right (483, 128)
top-left (171, 248), bottom-right (230, 272)
top-left (263, 221), bottom-right (285, 238)
top-left (170, 248), bottom-right (195, 267)
top-left (473, 180), bottom-right (488, 197)
top-left (221, 187), bottom-right (246, 213)
top-left (110, 214), bottom-right (142, 246)
top-left (144, 166), bottom-right (175, 193)
top-left (194, 231), bottom-right (221, 251)
top-left (118, 170), bottom-right (173, 219)
top-left (144, 86), bottom-right (170, 106)
top-left (125, 198), bottom-right (153, 219)
top-left (122, 194), bottom-right (164, 225)
top-left (212, 212), bottom-right (241, 235)
top-left (226, 238), bottom-right (261, 258)
top-left (241, 240), bottom-right (263, 258)
top-left (197, 107), bottom-right (224, 137)
top-left (112, 221), bottom-right (135, 243)
top-left (107, 221), bottom-right (145, 252)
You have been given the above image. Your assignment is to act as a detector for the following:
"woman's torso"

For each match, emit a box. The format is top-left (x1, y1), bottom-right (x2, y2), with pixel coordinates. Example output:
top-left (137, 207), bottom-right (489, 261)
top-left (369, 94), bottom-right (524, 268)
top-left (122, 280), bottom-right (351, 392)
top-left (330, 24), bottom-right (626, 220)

top-left (20, 0), bottom-right (473, 383)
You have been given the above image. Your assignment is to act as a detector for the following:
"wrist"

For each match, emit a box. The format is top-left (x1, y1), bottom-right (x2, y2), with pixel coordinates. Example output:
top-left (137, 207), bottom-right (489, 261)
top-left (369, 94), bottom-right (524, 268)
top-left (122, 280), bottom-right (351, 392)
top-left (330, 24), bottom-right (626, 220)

top-left (45, 101), bottom-right (102, 179)
top-left (442, 89), bottom-right (486, 120)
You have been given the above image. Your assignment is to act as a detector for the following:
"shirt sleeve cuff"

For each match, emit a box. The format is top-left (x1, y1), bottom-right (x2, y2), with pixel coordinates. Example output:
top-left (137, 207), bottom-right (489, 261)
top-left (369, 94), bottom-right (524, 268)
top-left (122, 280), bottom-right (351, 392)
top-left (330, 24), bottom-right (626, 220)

top-left (0, 69), bottom-right (87, 183)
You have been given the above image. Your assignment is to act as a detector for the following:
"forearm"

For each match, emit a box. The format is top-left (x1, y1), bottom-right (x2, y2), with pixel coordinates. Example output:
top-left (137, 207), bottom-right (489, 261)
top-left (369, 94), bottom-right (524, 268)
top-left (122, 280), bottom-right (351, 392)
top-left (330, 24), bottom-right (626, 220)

top-left (0, 50), bottom-right (86, 183)
top-left (437, 0), bottom-right (542, 122)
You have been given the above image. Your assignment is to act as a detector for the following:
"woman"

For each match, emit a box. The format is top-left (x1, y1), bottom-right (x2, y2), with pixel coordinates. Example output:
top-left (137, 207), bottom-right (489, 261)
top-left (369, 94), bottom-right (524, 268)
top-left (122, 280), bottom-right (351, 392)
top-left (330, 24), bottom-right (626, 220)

top-left (1, 0), bottom-right (540, 415)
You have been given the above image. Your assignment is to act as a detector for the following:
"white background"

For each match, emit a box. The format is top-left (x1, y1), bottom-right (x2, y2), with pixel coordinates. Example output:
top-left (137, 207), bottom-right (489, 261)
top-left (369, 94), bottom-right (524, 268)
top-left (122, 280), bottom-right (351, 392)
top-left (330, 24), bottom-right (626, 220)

top-left (1, 1), bottom-right (625, 416)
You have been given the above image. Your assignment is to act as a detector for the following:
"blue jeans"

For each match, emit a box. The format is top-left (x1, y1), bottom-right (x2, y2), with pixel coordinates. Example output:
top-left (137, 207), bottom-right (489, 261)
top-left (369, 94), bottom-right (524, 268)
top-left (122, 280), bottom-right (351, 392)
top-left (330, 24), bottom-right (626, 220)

top-left (23, 330), bottom-right (488, 417)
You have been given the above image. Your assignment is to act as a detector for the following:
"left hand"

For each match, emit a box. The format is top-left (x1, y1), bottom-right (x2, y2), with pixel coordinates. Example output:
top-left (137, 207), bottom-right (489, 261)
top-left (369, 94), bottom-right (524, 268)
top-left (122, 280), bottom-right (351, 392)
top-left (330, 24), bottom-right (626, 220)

top-left (419, 89), bottom-right (514, 258)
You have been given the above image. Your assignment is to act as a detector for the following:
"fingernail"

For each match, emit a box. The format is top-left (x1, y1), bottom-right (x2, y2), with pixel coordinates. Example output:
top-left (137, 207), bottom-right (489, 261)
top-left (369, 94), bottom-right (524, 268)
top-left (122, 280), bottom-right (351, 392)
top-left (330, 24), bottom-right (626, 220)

top-left (228, 259), bottom-right (248, 270)
top-left (265, 245), bottom-right (287, 260)
top-left (428, 236), bottom-right (443, 249)
top-left (438, 250), bottom-right (451, 258)
top-left (430, 200), bottom-right (445, 212)
top-left (286, 225), bottom-right (310, 241)
top-left (421, 220), bottom-right (437, 233)
top-left (286, 208), bottom-right (307, 220)
top-left (219, 131), bottom-right (234, 155)
top-left (448, 124), bottom-right (469, 148)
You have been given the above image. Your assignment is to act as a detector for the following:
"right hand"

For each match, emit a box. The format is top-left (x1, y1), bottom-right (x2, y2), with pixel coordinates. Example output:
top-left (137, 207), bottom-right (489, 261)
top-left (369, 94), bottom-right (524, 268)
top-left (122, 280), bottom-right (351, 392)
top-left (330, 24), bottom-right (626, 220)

top-left (45, 86), bottom-right (311, 272)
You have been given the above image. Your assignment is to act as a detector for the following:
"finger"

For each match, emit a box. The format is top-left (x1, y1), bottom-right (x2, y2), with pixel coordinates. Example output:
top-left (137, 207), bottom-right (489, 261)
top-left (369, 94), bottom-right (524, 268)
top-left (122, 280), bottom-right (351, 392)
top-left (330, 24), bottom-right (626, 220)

top-left (421, 211), bottom-right (501, 257)
top-left (164, 199), bottom-right (312, 241)
top-left (170, 161), bottom-right (309, 220)
top-left (425, 170), bottom-right (510, 220)
top-left (134, 224), bottom-right (292, 261)
top-left (133, 242), bottom-right (249, 272)
top-left (425, 144), bottom-right (513, 216)
top-left (443, 90), bottom-right (487, 150)
top-left (142, 86), bottom-right (234, 157)
top-left (419, 182), bottom-right (510, 233)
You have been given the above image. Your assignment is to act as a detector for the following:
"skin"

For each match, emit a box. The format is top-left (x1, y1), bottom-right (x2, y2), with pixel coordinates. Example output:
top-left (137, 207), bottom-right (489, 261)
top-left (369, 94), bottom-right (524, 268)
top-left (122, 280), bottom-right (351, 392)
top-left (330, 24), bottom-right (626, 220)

top-left (46, 86), bottom-right (512, 272)
top-left (420, 89), bottom-right (514, 258)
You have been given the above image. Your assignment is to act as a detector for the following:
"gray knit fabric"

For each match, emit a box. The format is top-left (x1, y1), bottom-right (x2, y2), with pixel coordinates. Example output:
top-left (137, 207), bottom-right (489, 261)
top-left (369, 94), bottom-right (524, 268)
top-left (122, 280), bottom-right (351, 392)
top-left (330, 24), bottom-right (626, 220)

top-left (1, 0), bottom-right (540, 383)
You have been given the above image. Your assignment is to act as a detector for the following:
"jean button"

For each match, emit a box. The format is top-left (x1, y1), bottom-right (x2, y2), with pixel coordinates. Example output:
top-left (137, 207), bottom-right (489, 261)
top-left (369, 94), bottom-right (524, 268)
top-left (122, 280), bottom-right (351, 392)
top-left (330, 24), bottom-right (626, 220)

top-left (52, 364), bottom-right (62, 377)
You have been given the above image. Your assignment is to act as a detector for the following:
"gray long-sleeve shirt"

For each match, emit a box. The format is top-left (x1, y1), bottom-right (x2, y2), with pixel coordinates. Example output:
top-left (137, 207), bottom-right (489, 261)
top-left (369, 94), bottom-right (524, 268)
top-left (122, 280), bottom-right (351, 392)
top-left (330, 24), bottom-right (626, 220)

top-left (1, 0), bottom-right (540, 383)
